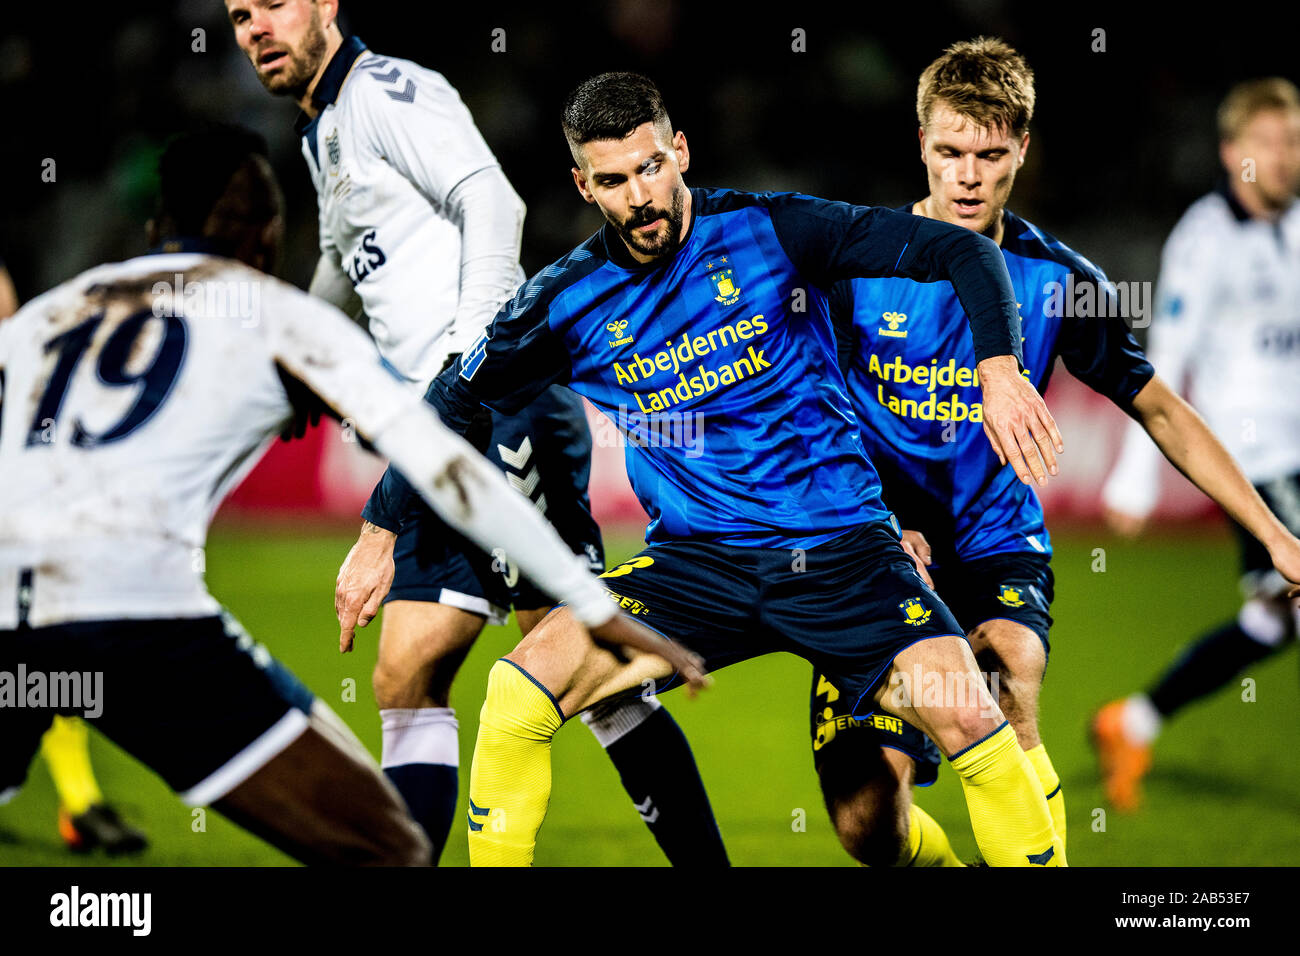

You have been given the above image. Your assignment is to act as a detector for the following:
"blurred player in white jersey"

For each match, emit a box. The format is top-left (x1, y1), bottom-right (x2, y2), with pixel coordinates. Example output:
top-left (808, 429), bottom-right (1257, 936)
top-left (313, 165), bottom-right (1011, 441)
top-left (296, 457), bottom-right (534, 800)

top-left (1094, 78), bottom-right (1300, 811)
top-left (0, 258), bottom-right (147, 856)
top-left (0, 126), bottom-right (704, 865)
top-left (225, 0), bottom-right (728, 864)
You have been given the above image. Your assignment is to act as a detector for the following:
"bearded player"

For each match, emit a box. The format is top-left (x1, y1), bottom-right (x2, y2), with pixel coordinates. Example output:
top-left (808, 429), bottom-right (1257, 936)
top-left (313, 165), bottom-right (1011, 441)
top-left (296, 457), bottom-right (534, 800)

top-left (225, 0), bottom-right (726, 864)
top-left (355, 69), bottom-right (1075, 866)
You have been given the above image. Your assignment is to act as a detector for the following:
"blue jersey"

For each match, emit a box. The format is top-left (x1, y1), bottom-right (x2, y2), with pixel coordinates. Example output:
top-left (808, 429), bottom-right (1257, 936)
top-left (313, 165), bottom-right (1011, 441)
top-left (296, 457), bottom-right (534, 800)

top-left (366, 187), bottom-right (1026, 549)
top-left (833, 206), bottom-right (1154, 562)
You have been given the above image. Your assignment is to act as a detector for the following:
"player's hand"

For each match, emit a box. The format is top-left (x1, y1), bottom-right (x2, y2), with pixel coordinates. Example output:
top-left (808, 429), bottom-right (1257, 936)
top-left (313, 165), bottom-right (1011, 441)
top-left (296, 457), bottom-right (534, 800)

top-left (335, 522), bottom-right (398, 653)
top-left (900, 529), bottom-right (934, 588)
top-left (1104, 506), bottom-right (1148, 539)
top-left (977, 355), bottom-right (1063, 487)
top-left (1265, 533), bottom-right (1300, 600)
top-left (588, 611), bottom-right (711, 698)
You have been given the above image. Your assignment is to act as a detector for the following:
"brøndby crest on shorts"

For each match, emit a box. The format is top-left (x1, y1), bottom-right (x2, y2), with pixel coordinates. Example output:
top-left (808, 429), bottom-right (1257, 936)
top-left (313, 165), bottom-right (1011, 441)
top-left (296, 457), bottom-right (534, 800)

top-left (997, 584), bottom-right (1026, 608)
top-left (899, 597), bottom-right (931, 626)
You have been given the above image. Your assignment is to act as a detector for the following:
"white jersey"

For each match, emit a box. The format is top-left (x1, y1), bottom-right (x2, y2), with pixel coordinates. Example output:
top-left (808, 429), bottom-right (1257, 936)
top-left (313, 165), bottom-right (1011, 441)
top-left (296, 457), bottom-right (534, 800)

top-left (301, 37), bottom-right (524, 385)
top-left (1104, 185), bottom-right (1300, 516)
top-left (0, 252), bottom-right (612, 631)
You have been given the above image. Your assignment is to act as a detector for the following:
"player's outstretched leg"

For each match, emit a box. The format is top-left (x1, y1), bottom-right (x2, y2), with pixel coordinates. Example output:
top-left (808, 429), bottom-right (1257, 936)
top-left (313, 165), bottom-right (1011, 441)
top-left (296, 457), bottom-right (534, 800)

top-left (372, 600), bottom-right (484, 863)
top-left (967, 619), bottom-right (1064, 852)
top-left (467, 607), bottom-right (673, 866)
top-left (215, 699), bottom-right (431, 866)
top-left (883, 636), bottom-right (1062, 867)
top-left (42, 716), bottom-right (147, 855)
top-left (1092, 596), bottom-right (1295, 811)
top-left (516, 607), bottom-right (728, 866)
top-left (581, 696), bottom-right (730, 866)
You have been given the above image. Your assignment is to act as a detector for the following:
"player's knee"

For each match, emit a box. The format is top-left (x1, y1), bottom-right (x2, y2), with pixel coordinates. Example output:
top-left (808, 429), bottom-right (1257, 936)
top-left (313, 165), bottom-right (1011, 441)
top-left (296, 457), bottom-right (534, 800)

top-left (1238, 597), bottom-right (1292, 648)
top-left (829, 795), bottom-right (906, 867)
top-left (371, 660), bottom-right (420, 708)
top-left (371, 653), bottom-right (454, 709)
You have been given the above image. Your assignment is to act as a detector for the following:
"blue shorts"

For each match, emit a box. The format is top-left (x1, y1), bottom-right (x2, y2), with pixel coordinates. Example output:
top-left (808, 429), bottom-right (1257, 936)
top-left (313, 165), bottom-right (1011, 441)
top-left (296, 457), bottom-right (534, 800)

top-left (386, 385), bottom-right (604, 624)
top-left (598, 521), bottom-right (966, 714)
top-left (0, 612), bottom-right (314, 805)
top-left (930, 550), bottom-right (1054, 656)
top-left (809, 549), bottom-right (1053, 786)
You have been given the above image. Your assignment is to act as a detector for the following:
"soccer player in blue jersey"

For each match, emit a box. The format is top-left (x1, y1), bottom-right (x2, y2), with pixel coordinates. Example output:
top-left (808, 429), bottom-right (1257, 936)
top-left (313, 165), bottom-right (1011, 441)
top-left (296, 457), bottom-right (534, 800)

top-left (228, 0), bottom-right (727, 865)
top-left (348, 70), bottom-right (1074, 866)
top-left (808, 38), bottom-right (1300, 866)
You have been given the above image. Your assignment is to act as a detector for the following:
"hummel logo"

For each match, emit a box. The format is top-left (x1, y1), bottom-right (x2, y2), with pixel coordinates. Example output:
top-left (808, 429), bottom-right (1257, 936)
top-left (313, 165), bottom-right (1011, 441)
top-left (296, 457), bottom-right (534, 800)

top-left (1026, 846), bottom-right (1055, 865)
top-left (497, 436), bottom-right (532, 470)
top-left (634, 795), bottom-right (660, 824)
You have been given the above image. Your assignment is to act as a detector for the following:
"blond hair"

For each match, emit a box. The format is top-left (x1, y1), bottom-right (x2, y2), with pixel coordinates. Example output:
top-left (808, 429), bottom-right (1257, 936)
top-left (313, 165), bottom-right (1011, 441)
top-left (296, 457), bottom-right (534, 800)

top-left (916, 37), bottom-right (1035, 136)
top-left (1217, 77), bottom-right (1300, 142)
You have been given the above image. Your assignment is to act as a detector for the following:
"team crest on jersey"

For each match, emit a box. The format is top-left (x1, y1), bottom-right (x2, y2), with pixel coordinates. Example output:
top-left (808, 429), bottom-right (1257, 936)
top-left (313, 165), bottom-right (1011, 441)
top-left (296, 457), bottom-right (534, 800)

top-left (997, 585), bottom-right (1026, 608)
top-left (606, 319), bottom-right (633, 347)
top-left (899, 597), bottom-right (931, 626)
top-left (325, 129), bottom-right (341, 170)
top-left (706, 257), bottom-right (741, 306)
top-left (878, 312), bottom-right (907, 338)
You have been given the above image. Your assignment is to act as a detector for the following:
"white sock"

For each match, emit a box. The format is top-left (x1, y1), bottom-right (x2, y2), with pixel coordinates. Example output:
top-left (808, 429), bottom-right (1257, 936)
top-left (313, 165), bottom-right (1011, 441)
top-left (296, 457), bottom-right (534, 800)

top-left (1121, 694), bottom-right (1162, 746)
top-left (379, 707), bottom-right (459, 769)
top-left (581, 695), bottom-right (660, 749)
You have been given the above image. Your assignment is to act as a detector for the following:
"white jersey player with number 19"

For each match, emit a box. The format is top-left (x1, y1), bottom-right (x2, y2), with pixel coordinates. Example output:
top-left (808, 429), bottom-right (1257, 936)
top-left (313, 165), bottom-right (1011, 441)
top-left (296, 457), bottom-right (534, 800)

top-left (0, 128), bottom-right (703, 867)
top-left (226, 0), bottom-right (730, 867)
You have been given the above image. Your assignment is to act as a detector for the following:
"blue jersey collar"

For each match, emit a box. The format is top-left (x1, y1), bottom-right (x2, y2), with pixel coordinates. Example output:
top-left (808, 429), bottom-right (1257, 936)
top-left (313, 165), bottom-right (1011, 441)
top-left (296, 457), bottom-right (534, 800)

top-left (293, 35), bottom-right (368, 135)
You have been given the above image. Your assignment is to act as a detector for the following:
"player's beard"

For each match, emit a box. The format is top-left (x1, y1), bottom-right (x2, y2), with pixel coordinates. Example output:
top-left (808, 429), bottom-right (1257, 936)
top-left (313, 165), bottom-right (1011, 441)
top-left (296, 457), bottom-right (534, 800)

top-left (254, 9), bottom-right (328, 99)
top-left (613, 185), bottom-right (687, 260)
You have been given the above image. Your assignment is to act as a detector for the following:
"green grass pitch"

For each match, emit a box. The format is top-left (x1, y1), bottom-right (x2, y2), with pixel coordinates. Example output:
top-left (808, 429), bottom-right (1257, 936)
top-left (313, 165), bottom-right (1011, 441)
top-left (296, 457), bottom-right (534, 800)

top-left (2, 523), bottom-right (1296, 866)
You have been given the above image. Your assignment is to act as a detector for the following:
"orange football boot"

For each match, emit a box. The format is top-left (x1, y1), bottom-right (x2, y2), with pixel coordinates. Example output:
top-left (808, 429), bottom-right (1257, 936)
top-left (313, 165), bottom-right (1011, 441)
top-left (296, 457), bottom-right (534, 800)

top-left (1090, 700), bottom-right (1152, 812)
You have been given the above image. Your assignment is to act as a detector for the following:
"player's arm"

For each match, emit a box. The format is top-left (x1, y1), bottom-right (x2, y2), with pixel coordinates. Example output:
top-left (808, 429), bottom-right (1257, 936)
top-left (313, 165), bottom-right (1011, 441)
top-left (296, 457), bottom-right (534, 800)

top-left (359, 252), bottom-right (576, 534)
top-left (308, 252), bottom-right (362, 321)
top-left (768, 193), bottom-right (1061, 485)
top-left (354, 66), bottom-right (523, 361)
top-left (1126, 375), bottom-right (1300, 585)
top-left (440, 166), bottom-right (526, 359)
top-left (0, 262), bottom-right (19, 319)
top-left (268, 289), bottom-right (705, 683)
top-left (339, 263), bottom-right (575, 617)
top-left (1102, 218), bottom-right (1214, 531)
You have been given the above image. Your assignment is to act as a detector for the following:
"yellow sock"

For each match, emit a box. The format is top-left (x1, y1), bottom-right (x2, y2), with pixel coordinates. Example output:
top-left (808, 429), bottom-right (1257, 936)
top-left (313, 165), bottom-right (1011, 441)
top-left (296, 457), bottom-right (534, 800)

top-left (41, 717), bottom-right (103, 816)
top-left (1025, 743), bottom-right (1066, 855)
top-left (467, 660), bottom-right (565, 867)
top-left (899, 804), bottom-right (965, 867)
top-left (949, 723), bottom-right (1064, 867)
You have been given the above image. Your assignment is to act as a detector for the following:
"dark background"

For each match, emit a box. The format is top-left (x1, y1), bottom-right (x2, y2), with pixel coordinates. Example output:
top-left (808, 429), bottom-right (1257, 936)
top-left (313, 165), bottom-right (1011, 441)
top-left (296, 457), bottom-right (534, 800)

top-left (2, 1), bottom-right (1297, 305)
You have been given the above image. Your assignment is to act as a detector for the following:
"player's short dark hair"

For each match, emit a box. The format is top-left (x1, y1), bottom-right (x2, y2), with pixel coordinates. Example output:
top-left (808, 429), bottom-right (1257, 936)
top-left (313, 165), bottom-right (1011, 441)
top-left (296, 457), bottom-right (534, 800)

top-left (561, 72), bottom-right (673, 165)
top-left (156, 125), bottom-right (278, 236)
